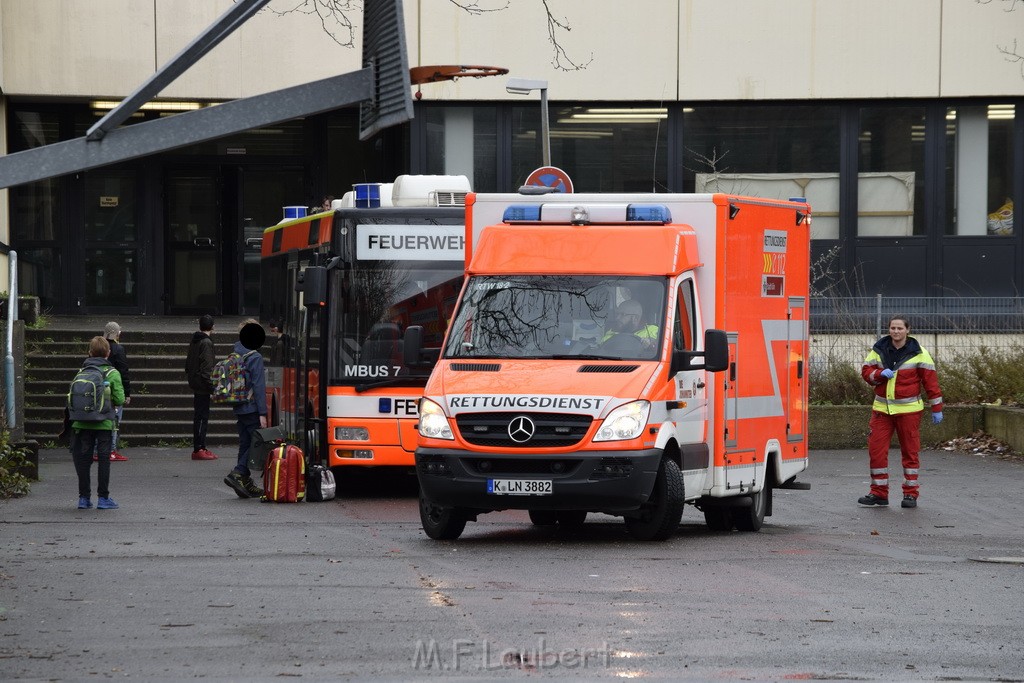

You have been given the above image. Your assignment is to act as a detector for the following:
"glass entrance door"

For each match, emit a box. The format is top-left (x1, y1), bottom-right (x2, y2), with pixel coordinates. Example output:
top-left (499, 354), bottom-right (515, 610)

top-left (82, 170), bottom-right (141, 312)
top-left (166, 169), bottom-right (221, 314)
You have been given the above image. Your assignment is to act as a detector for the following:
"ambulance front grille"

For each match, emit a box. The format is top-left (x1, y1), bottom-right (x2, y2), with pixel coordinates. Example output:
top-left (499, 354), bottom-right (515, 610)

top-left (464, 457), bottom-right (582, 476)
top-left (455, 412), bottom-right (593, 448)
top-left (578, 364), bottom-right (639, 373)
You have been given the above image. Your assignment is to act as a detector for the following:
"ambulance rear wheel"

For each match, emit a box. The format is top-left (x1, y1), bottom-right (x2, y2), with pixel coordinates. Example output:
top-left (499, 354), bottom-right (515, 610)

top-left (624, 458), bottom-right (684, 541)
top-left (733, 485), bottom-right (770, 532)
top-left (419, 493), bottom-right (467, 540)
top-left (703, 507), bottom-right (734, 532)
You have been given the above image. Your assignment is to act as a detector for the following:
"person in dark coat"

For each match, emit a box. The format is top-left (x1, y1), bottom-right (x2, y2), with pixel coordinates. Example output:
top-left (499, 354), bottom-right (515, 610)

top-left (103, 322), bottom-right (130, 461)
top-left (185, 314), bottom-right (218, 460)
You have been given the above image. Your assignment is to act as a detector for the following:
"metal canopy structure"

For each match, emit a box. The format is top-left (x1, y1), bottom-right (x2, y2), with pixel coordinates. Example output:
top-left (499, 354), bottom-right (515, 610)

top-left (0, 0), bottom-right (413, 190)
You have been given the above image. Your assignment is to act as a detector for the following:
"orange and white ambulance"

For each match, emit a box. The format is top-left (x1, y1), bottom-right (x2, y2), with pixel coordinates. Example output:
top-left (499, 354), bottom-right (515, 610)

top-left (409, 191), bottom-right (812, 540)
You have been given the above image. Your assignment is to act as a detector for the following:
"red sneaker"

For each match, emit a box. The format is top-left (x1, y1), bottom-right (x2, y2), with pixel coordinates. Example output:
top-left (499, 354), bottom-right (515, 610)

top-left (110, 451), bottom-right (129, 462)
top-left (191, 449), bottom-right (218, 461)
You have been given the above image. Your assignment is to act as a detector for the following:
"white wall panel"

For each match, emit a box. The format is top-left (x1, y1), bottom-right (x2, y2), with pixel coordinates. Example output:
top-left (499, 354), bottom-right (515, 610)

top-left (1, 0), bottom-right (154, 97)
top-left (679, 0), bottom-right (941, 100)
top-left (156, 1), bottom-right (360, 100)
top-left (941, 0), bottom-right (1024, 97)
top-left (414, 0), bottom-right (679, 102)
top-left (2, 0), bottom-right (1022, 101)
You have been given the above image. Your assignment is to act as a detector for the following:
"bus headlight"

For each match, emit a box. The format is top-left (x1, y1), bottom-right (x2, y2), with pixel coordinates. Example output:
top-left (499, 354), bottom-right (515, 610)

top-left (594, 400), bottom-right (650, 442)
top-left (334, 427), bottom-right (369, 441)
top-left (418, 399), bottom-right (454, 440)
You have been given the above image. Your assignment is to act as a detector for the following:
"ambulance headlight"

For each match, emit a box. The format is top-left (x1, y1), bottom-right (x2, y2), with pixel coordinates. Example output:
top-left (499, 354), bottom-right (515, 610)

top-left (418, 399), bottom-right (454, 440)
top-left (594, 400), bottom-right (651, 442)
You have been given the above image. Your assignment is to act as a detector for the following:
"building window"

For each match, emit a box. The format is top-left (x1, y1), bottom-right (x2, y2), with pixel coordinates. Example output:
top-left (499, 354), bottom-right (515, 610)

top-left (945, 104), bottom-right (1015, 236)
top-left (857, 107), bottom-right (926, 237)
top-left (511, 105), bottom-right (668, 192)
top-left (681, 105), bottom-right (840, 239)
top-left (423, 106), bottom-right (497, 191)
top-left (11, 180), bottom-right (60, 242)
top-left (17, 248), bottom-right (60, 311)
top-left (11, 110), bottom-right (60, 150)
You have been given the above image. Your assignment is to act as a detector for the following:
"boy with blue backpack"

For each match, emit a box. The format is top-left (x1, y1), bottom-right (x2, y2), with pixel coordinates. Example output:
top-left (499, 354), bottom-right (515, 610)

top-left (68, 336), bottom-right (125, 510)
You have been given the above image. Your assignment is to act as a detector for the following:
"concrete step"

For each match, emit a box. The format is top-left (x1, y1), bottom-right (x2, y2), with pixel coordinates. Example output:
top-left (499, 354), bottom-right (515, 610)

top-left (23, 317), bottom-right (259, 449)
top-left (25, 414), bottom-right (242, 448)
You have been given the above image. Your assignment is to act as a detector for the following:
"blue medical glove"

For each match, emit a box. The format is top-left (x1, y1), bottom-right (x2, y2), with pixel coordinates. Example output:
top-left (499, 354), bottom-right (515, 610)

top-left (932, 411), bottom-right (943, 425)
top-left (880, 368), bottom-right (894, 379)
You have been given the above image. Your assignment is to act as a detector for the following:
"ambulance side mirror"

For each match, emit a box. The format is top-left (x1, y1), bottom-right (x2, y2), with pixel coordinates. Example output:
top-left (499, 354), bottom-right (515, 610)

top-left (702, 329), bottom-right (729, 372)
top-left (672, 329), bottom-right (729, 373)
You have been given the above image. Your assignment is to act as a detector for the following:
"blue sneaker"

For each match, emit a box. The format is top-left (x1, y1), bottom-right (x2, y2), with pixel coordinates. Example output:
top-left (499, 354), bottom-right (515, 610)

top-left (77, 497), bottom-right (92, 509)
top-left (97, 497), bottom-right (119, 510)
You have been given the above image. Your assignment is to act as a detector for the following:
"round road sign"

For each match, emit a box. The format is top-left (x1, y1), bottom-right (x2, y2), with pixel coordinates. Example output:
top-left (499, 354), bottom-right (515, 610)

top-left (525, 166), bottom-right (574, 193)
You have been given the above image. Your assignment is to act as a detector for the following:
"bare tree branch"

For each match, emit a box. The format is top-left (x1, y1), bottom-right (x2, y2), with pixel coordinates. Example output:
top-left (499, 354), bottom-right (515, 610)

top-left (446, 0), bottom-right (510, 15)
top-left (975, 0), bottom-right (1024, 79)
top-left (975, 0), bottom-right (1024, 10)
top-left (540, 0), bottom-right (592, 71)
top-left (261, 0), bottom-right (590, 71)
top-left (998, 39), bottom-right (1024, 78)
top-left (264, 0), bottom-right (358, 48)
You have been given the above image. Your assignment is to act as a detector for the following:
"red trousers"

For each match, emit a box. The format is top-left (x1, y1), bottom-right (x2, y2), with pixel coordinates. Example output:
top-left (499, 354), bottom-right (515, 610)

top-left (867, 410), bottom-right (921, 500)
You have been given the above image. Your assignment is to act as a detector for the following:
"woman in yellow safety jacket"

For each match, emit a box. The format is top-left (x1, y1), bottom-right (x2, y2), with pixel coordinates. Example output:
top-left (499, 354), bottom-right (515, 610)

top-left (858, 315), bottom-right (943, 509)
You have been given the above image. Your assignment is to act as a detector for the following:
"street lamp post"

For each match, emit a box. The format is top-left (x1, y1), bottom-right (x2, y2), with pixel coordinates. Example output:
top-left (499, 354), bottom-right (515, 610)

top-left (506, 77), bottom-right (550, 167)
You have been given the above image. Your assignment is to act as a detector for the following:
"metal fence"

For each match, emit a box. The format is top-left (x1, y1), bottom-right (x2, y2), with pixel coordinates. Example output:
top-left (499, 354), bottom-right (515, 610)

top-left (810, 296), bottom-right (1024, 335)
top-left (809, 296), bottom-right (1024, 367)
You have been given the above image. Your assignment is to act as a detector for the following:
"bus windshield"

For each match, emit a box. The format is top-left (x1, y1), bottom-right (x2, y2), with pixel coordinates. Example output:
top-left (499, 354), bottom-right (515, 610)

top-left (444, 275), bottom-right (667, 361)
top-left (328, 258), bottom-right (463, 385)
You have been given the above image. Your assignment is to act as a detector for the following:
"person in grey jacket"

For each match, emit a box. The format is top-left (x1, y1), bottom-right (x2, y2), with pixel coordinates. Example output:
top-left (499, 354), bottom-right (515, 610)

top-left (223, 319), bottom-right (267, 498)
top-left (103, 321), bottom-right (130, 461)
top-left (185, 314), bottom-right (218, 460)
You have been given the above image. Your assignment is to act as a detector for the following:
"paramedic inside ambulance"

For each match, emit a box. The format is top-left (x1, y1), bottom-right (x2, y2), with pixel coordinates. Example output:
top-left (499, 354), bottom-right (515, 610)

top-left (601, 299), bottom-right (659, 353)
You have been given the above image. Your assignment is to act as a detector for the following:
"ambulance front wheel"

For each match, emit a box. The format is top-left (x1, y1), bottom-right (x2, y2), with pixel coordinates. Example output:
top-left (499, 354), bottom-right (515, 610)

top-left (624, 457), bottom-right (684, 541)
top-left (419, 493), bottom-right (468, 540)
top-left (733, 484), bottom-right (771, 532)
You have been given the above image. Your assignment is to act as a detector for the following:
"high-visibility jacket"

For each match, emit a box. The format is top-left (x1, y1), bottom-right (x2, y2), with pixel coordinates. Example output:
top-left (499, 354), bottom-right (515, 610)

top-left (601, 324), bottom-right (659, 343)
top-left (862, 335), bottom-right (943, 415)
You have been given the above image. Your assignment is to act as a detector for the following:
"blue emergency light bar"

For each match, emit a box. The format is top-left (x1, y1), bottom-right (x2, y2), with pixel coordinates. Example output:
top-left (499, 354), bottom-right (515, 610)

top-left (502, 203), bottom-right (672, 225)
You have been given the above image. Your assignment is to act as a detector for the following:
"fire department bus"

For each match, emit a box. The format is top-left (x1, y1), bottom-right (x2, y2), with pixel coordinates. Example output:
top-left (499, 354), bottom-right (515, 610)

top-left (258, 175), bottom-right (470, 474)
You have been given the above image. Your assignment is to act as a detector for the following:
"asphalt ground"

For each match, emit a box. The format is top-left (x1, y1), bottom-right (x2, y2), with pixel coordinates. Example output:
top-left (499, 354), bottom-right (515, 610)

top-left (1, 446), bottom-right (1022, 681)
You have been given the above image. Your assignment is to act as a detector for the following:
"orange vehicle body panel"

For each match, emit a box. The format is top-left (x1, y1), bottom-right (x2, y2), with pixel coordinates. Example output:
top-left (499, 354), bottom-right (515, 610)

top-left (420, 192), bottom-right (810, 513)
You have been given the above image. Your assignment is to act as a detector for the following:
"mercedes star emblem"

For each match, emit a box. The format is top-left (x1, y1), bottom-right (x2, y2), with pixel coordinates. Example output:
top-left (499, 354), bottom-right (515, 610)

top-left (507, 415), bottom-right (536, 443)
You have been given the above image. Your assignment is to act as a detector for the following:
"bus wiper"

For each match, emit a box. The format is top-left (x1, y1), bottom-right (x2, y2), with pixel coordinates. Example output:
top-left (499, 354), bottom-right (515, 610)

top-left (354, 376), bottom-right (428, 393)
top-left (549, 354), bottom-right (624, 361)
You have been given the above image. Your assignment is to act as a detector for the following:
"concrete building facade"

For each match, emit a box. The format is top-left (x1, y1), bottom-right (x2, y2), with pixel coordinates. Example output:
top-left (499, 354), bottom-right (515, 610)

top-left (1, 0), bottom-right (1022, 315)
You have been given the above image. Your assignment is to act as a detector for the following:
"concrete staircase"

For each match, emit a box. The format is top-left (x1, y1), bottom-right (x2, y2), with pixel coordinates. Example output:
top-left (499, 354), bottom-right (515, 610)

top-left (24, 319), bottom-right (251, 450)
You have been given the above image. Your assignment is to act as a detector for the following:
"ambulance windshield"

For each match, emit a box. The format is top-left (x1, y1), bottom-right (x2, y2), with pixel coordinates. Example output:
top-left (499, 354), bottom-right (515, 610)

top-left (444, 275), bottom-right (666, 361)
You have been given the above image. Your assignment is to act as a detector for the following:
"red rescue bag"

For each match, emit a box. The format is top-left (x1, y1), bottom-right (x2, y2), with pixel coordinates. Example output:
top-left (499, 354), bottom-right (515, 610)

top-left (262, 444), bottom-right (306, 503)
